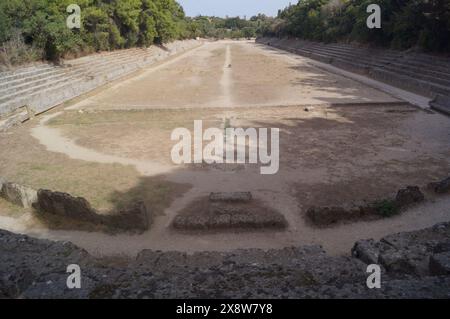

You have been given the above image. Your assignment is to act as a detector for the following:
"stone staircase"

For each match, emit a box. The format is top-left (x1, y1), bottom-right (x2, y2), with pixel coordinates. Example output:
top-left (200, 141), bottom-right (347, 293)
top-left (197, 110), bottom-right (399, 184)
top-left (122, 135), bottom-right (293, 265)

top-left (0, 40), bottom-right (200, 131)
top-left (258, 37), bottom-right (450, 115)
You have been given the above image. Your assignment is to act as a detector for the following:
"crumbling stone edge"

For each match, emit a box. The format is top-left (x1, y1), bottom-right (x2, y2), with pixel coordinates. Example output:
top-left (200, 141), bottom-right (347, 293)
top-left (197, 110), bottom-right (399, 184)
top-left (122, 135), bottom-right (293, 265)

top-left (306, 180), bottom-right (450, 227)
top-left (0, 177), bottom-right (150, 233)
top-left (1, 177), bottom-right (449, 232)
top-left (1, 221), bottom-right (450, 298)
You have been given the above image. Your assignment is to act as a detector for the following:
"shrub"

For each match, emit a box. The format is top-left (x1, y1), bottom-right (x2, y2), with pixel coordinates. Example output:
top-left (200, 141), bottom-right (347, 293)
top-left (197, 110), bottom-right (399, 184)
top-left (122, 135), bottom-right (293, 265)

top-left (262, 0), bottom-right (450, 53)
top-left (0, 30), bottom-right (44, 67)
top-left (0, 0), bottom-right (194, 65)
top-left (374, 199), bottom-right (399, 218)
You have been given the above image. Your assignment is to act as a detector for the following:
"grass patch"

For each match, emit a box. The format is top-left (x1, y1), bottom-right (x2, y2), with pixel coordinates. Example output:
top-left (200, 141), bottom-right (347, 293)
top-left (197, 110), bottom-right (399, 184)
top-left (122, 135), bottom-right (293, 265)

top-left (9, 161), bottom-right (189, 215)
top-left (374, 199), bottom-right (400, 217)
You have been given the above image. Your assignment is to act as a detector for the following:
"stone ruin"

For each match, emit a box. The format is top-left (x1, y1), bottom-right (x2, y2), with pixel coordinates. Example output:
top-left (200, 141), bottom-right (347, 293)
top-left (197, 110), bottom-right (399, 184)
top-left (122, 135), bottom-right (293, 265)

top-left (33, 189), bottom-right (150, 233)
top-left (0, 178), bottom-right (150, 233)
top-left (305, 183), bottom-right (450, 227)
top-left (0, 180), bottom-right (37, 209)
top-left (2, 176), bottom-right (449, 232)
top-left (172, 192), bottom-right (287, 230)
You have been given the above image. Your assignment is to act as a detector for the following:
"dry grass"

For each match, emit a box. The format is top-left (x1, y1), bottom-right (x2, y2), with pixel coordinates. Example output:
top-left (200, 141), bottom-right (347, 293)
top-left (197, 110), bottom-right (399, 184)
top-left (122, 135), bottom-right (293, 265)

top-left (0, 120), bottom-right (190, 215)
top-left (0, 32), bottom-right (43, 69)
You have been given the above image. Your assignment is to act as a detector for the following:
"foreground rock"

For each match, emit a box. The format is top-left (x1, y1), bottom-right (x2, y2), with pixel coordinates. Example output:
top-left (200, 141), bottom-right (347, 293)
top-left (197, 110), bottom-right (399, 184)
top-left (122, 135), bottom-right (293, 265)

top-left (429, 252), bottom-right (450, 276)
top-left (352, 222), bottom-right (450, 277)
top-left (1, 222), bottom-right (450, 298)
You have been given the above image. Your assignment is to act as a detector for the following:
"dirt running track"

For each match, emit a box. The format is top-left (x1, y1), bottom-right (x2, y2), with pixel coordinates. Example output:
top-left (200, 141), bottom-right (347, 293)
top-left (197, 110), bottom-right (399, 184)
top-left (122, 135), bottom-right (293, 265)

top-left (71, 40), bottom-right (399, 109)
top-left (1, 40), bottom-right (449, 257)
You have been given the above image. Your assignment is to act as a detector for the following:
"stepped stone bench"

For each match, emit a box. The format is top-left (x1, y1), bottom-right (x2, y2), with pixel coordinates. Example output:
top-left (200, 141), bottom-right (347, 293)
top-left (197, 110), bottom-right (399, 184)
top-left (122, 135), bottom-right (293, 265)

top-left (257, 37), bottom-right (450, 102)
top-left (0, 40), bottom-right (200, 132)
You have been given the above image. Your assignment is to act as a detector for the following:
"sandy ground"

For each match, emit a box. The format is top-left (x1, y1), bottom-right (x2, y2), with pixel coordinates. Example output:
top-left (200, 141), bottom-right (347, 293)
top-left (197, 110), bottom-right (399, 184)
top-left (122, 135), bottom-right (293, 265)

top-left (70, 41), bottom-right (400, 110)
top-left (0, 40), bottom-right (449, 257)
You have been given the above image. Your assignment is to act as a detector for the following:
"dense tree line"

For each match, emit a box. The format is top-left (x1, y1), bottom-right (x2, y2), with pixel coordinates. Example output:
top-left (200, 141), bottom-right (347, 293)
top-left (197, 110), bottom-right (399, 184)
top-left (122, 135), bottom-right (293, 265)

top-left (185, 14), bottom-right (272, 40)
top-left (262, 0), bottom-right (450, 52)
top-left (0, 0), bottom-right (274, 65)
top-left (0, 0), bottom-right (190, 63)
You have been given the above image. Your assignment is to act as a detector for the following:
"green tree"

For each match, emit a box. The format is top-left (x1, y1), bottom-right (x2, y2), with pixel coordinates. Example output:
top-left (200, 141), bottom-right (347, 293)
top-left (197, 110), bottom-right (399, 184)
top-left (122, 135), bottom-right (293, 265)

top-left (261, 0), bottom-right (450, 52)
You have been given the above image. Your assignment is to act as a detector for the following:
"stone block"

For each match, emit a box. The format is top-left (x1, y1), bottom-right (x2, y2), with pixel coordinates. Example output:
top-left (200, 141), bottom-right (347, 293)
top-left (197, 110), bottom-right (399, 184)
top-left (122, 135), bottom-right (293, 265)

top-left (352, 239), bottom-right (380, 265)
top-left (430, 95), bottom-right (450, 116)
top-left (209, 192), bottom-right (252, 203)
top-left (306, 206), bottom-right (354, 226)
top-left (105, 201), bottom-right (150, 233)
top-left (395, 186), bottom-right (425, 207)
top-left (1, 182), bottom-right (37, 208)
top-left (33, 189), bottom-right (100, 223)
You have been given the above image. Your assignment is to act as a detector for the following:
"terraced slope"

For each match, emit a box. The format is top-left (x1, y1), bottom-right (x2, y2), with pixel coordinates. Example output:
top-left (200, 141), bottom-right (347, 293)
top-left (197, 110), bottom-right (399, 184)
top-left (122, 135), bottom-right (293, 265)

top-left (258, 38), bottom-right (450, 115)
top-left (0, 40), bottom-right (200, 131)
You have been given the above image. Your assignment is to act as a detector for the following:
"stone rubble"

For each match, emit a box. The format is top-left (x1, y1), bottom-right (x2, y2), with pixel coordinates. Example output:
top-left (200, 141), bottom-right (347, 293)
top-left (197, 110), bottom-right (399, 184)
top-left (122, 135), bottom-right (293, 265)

top-left (307, 186), bottom-right (425, 226)
top-left (1, 222), bottom-right (449, 298)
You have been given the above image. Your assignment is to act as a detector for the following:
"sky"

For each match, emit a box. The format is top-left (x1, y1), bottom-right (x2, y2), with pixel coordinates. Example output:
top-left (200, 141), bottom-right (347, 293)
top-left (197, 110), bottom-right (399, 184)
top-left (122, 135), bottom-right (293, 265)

top-left (177, 0), bottom-right (295, 18)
